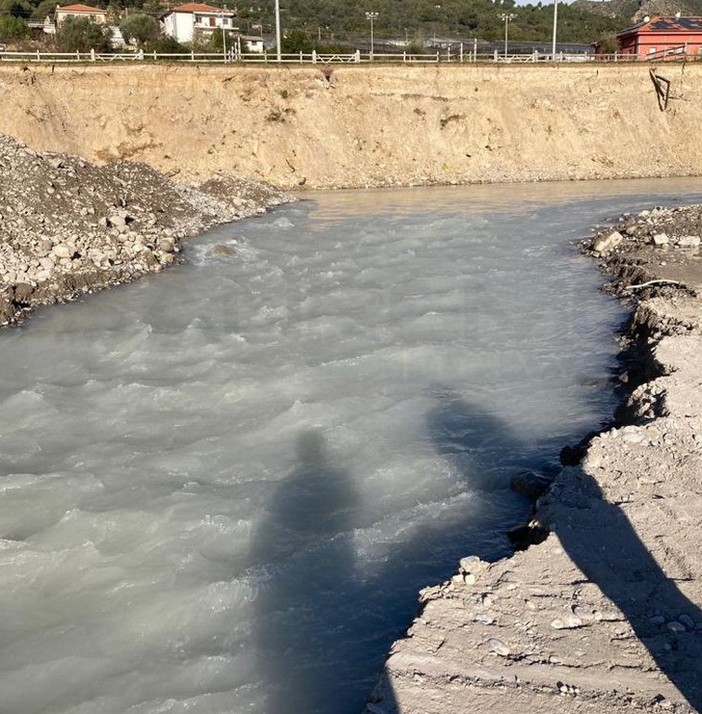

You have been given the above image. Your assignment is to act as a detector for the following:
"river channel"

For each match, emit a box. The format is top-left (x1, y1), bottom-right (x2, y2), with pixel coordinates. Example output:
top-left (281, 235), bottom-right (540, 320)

top-left (2, 179), bottom-right (702, 714)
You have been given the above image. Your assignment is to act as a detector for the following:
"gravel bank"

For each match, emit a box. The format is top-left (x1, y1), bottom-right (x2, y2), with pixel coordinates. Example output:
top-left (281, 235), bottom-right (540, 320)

top-left (367, 204), bottom-right (702, 714)
top-left (0, 134), bottom-right (294, 327)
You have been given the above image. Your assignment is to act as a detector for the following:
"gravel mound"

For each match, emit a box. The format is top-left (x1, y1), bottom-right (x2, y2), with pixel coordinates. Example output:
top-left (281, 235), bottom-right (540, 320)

top-left (0, 134), bottom-right (294, 326)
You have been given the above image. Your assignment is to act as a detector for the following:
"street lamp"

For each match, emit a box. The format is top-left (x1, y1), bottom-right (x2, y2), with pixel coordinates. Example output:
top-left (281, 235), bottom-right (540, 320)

top-left (366, 11), bottom-right (378, 58)
top-left (499, 12), bottom-right (516, 58)
top-left (551, 0), bottom-right (557, 59)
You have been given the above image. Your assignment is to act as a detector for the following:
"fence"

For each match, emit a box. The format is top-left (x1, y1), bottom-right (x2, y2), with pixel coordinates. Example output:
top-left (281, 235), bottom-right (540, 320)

top-left (0, 47), bottom-right (698, 65)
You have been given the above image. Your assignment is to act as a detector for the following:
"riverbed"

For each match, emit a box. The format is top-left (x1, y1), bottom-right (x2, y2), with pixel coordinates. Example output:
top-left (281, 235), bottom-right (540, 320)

top-left (1, 179), bottom-right (702, 714)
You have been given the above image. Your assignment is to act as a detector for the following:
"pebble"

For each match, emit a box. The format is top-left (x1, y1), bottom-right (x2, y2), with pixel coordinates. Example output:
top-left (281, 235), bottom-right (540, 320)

top-left (667, 621), bottom-right (686, 633)
top-left (652, 233), bottom-right (669, 246)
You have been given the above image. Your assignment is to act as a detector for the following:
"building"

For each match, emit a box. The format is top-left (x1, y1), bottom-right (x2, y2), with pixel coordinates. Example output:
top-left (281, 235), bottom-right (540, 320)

top-left (239, 34), bottom-right (264, 53)
top-left (615, 15), bottom-right (702, 60)
top-left (161, 3), bottom-right (236, 45)
top-left (55, 3), bottom-right (108, 26)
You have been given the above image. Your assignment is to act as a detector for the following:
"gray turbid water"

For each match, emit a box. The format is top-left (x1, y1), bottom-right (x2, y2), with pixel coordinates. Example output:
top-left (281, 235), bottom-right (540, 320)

top-left (2, 179), bottom-right (702, 714)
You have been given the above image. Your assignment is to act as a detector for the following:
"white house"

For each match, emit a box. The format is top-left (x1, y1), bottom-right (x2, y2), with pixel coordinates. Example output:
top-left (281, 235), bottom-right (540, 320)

top-left (240, 34), bottom-right (264, 53)
top-left (161, 3), bottom-right (236, 44)
top-left (55, 3), bottom-right (107, 26)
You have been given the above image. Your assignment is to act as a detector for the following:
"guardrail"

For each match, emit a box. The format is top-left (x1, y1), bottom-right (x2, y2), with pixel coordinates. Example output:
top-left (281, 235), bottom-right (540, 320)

top-left (0, 48), bottom-right (698, 64)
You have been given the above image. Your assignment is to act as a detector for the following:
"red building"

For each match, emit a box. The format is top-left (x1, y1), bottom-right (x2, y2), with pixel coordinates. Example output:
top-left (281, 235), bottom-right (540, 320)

top-left (616, 16), bottom-right (702, 60)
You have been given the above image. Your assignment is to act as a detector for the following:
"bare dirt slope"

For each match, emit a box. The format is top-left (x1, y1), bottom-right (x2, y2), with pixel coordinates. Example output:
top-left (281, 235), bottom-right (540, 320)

top-left (368, 210), bottom-right (702, 714)
top-left (1, 63), bottom-right (702, 189)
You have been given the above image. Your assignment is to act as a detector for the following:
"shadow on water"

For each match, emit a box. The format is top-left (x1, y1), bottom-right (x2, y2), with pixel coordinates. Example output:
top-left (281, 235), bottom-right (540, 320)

top-left (552, 467), bottom-right (702, 711)
top-left (250, 429), bottom-right (362, 714)
top-left (250, 388), bottom-right (540, 714)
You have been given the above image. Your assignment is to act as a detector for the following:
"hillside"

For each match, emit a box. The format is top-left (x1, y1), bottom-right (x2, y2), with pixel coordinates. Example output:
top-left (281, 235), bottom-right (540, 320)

top-left (573, 0), bottom-right (702, 24)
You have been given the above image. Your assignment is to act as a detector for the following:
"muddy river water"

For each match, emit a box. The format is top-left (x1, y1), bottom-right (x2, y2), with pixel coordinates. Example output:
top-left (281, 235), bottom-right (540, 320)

top-left (2, 179), bottom-right (702, 714)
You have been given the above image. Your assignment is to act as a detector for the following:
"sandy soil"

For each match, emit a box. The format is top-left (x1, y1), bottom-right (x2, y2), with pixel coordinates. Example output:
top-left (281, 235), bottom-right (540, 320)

top-left (367, 206), bottom-right (702, 714)
top-left (1, 64), bottom-right (702, 189)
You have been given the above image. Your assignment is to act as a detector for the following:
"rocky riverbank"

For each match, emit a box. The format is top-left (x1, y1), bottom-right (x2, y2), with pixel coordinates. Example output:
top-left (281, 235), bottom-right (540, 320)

top-left (367, 204), bottom-right (702, 713)
top-left (0, 134), bottom-right (294, 327)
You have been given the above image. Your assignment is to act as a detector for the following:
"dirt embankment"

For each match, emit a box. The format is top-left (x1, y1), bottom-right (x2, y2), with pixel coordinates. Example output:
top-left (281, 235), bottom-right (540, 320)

top-left (367, 208), bottom-right (702, 714)
top-left (1, 63), bottom-right (702, 190)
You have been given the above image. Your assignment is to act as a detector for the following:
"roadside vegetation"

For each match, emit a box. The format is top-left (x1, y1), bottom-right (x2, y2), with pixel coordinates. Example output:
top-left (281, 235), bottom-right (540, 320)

top-left (3, 0), bottom-right (702, 53)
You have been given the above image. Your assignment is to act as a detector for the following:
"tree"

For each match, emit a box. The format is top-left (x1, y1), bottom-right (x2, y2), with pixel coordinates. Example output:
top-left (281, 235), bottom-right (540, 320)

top-left (0, 14), bottom-right (29, 42)
top-left (56, 16), bottom-right (112, 51)
top-left (119, 13), bottom-right (159, 47)
top-left (146, 35), bottom-right (188, 53)
top-left (32, 0), bottom-right (62, 20)
top-left (0, 0), bottom-right (32, 18)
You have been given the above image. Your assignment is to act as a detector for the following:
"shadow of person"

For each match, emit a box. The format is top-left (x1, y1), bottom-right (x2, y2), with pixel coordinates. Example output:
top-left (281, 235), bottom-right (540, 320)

top-left (249, 429), bottom-right (362, 714)
top-left (365, 385), bottom-right (539, 712)
top-left (547, 465), bottom-right (702, 710)
top-left (368, 396), bottom-right (702, 713)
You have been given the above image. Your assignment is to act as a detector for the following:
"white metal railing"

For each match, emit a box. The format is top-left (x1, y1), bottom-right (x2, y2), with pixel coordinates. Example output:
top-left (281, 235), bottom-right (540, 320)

top-left (0, 48), bottom-right (699, 65)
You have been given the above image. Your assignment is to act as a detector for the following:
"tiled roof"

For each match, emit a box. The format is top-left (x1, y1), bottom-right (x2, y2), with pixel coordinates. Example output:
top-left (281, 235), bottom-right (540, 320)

top-left (171, 3), bottom-right (232, 13)
top-left (57, 4), bottom-right (106, 12)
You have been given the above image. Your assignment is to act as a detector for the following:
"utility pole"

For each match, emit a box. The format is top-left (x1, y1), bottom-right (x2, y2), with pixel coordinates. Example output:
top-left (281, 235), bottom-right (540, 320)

top-left (275, 0), bottom-right (281, 61)
top-left (551, 0), bottom-right (558, 59)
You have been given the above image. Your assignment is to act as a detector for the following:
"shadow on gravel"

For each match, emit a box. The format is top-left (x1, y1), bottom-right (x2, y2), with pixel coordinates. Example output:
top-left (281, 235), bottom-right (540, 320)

top-left (553, 467), bottom-right (702, 711)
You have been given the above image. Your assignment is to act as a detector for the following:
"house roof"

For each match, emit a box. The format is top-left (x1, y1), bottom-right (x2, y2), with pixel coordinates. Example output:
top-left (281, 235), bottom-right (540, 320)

top-left (617, 16), bottom-right (702, 37)
top-left (57, 4), bottom-right (106, 13)
top-left (170, 3), bottom-right (233, 14)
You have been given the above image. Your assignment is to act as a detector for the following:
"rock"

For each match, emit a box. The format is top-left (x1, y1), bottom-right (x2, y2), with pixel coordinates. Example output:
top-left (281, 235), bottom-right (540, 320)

top-left (678, 235), bottom-right (701, 248)
top-left (487, 638), bottom-right (511, 657)
top-left (474, 612), bottom-right (495, 625)
top-left (651, 233), bottom-right (669, 246)
top-left (212, 243), bottom-right (236, 257)
top-left (667, 620), bottom-right (686, 633)
top-left (37, 238), bottom-right (53, 256)
top-left (459, 555), bottom-right (487, 574)
top-left (158, 237), bottom-right (177, 253)
top-left (510, 470), bottom-right (553, 499)
top-left (592, 230), bottom-right (624, 254)
top-left (508, 521), bottom-right (549, 551)
top-left (678, 614), bottom-right (695, 629)
top-left (13, 283), bottom-right (33, 302)
top-left (550, 614), bottom-right (583, 630)
top-left (52, 244), bottom-right (72, 259)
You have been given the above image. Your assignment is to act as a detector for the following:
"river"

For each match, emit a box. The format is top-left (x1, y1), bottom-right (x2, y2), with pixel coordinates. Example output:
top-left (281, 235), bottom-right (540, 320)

top-left (1, 179), bottom-right (702, 714)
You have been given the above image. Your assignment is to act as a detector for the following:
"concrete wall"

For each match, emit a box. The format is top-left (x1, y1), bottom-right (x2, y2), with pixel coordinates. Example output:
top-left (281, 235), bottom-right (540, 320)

top-left (0, 63), bottom-right (700, 189)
